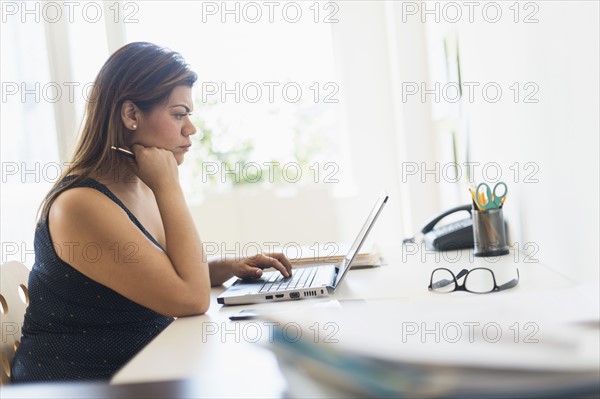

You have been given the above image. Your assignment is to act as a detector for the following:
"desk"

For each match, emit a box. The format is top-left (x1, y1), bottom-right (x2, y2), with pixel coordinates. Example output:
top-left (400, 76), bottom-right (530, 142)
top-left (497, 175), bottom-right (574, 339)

top-left (110, 250), bottom-right (598, 397)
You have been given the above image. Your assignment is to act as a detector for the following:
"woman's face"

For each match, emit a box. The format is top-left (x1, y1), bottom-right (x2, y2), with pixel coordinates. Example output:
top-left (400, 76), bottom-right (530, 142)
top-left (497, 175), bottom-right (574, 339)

top-left (127, 85), bottom-right (196, 165)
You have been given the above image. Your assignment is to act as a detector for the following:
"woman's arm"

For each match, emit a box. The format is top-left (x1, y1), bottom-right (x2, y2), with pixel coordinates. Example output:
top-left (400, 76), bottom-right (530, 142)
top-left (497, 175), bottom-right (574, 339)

top-left (153, 182), bottom-right (211, 308)
top-left (50, 147), bottom-right (210, 317)
top-left (208, 256), bottom-right (234, 286)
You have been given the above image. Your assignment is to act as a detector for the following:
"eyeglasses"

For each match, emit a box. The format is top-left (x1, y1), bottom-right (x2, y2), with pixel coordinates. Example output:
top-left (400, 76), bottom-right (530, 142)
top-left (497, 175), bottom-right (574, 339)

top-left (428, 267), bottom-right (519, 294)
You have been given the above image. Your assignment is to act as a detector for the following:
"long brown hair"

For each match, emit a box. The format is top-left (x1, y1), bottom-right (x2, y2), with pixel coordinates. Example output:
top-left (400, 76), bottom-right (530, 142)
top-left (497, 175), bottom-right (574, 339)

top-left (39, 42), bottom-right (197, 221)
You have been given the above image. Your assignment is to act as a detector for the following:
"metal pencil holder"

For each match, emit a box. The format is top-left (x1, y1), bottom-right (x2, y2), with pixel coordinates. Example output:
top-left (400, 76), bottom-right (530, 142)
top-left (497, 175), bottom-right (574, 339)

top-left (472, 208), bottom-right (509, 257)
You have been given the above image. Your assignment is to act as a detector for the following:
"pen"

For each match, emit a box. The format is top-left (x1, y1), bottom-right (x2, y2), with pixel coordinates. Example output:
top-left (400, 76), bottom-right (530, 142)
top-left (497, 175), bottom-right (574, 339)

top-left (478, 191), bottom-right (486, 207)
top-left (469, 188), bottom-right (480, 211)
top-left (110, 146), bottom-right (135, 159)
top-left (500, 196), bottom-right (507, 208)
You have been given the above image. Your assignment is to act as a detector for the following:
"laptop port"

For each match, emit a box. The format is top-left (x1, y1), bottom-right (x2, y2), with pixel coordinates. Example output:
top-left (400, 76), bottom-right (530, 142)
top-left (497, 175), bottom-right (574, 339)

top-left (275, 294), bottom-right (284, 298)
top-left (290, 292), bottom-right (300, 299)
top-left (265, 295), bottom-right (273, 300)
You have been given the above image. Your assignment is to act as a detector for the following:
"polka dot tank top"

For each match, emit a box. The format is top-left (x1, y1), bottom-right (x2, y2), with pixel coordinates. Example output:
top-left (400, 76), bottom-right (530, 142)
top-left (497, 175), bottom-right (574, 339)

top-left (11, 176), bottom-right (174, 383)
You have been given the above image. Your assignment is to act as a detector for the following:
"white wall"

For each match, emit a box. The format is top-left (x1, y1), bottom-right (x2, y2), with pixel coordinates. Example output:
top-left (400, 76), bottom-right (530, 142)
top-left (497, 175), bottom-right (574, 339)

top-left (189, 186), bottom-right (340, 256)
top-left (192, 1), bottom-right (600, 285)
top-left (328, 1), bottom-right (409, 255)
top-left (309, 1), bottom-right (599, 283)
top-left (432, 1), bottom-right (599, 281)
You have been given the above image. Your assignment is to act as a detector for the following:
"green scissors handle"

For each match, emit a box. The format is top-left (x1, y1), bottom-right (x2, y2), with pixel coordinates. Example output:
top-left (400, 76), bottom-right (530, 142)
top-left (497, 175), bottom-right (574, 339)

top-left (475, 182), bottom-right (508, 210)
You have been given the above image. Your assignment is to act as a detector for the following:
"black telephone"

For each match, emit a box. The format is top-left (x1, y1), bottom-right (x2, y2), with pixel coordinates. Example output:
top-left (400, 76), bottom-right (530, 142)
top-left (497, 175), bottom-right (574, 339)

top-left (417, 204), bottom-right (474, 251)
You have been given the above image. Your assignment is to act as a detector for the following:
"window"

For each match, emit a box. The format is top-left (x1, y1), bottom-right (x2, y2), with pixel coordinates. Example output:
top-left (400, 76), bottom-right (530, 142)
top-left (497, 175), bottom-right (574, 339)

top-left (124, 1), bottom-right (342, 201)
top-left (1, 14), bottom-right (59, 267)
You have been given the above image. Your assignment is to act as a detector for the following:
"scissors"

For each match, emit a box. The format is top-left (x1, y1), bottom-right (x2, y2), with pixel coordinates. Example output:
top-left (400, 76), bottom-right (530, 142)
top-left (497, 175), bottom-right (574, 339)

top-left (475, 182), bottom-right (508, 210)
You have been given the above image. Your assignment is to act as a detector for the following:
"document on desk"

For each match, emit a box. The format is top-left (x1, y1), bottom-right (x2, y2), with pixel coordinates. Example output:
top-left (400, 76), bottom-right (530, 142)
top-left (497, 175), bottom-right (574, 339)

top-left (263, 290), bottom-right (600, 397)
top-left (273, 242), bottom-right (383, 268)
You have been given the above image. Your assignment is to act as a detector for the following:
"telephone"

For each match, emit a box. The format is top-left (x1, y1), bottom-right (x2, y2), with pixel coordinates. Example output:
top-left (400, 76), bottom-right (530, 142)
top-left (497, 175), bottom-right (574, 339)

top-left (404, 204), bottom-right (475, 251)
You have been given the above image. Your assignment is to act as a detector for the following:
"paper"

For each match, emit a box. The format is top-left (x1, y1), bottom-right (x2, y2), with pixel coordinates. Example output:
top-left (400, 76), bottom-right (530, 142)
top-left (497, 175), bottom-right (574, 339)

top-left (262, 287), bottom-right (600, 397)
top-left (273, 242), bottom-right (381, 267)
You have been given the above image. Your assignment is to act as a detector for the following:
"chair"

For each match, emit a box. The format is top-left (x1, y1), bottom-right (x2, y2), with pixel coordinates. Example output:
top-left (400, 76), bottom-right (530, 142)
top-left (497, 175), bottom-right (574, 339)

top-left (0, 261), bottom-right (30, 385)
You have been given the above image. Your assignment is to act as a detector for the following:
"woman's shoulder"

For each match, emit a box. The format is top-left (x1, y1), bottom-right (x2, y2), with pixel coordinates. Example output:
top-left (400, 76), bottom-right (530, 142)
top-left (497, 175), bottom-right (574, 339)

top-left (50, 184), bottom-right (119, 222)
top-left (47, 184), bottom-right (136, 254)
top-left (51, 172), bottom-right (131, 219)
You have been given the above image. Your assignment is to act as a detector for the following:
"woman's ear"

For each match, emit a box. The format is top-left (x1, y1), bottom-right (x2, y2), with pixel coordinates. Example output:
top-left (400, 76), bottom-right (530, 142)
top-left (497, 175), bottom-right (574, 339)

top-left (121, 100), bottom-right (139, 131)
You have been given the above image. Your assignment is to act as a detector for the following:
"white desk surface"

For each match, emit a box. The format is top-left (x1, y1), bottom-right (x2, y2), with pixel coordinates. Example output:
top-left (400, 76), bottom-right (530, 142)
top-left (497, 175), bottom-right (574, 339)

top-left (110, 249), bottom-right (598, 397)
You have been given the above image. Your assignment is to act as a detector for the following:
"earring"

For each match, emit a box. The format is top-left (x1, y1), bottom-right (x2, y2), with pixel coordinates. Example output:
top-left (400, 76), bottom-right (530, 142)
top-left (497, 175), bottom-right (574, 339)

top-left (132, 124), bottom-right (137, 130)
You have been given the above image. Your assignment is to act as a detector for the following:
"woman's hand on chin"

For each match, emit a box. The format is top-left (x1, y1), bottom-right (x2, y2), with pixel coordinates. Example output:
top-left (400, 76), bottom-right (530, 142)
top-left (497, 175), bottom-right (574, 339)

top-left (131, 144), bottom-right (180, 192)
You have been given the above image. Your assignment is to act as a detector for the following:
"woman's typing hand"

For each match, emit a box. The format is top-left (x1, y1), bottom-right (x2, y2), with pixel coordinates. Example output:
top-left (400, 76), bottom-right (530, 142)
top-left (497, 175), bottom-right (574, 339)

top-left (230, 253), bottom-right (293, 279)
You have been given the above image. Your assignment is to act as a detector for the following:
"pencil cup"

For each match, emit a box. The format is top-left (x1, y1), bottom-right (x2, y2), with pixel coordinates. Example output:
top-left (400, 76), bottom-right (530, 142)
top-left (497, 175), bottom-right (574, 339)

top-left (472, 208), bottom-right (509, 257)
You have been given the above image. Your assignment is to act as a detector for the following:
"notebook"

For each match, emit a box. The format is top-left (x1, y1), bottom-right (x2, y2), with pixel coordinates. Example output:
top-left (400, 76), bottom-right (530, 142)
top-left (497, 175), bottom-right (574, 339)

top-left (217, 193), bottom-right (388, 305)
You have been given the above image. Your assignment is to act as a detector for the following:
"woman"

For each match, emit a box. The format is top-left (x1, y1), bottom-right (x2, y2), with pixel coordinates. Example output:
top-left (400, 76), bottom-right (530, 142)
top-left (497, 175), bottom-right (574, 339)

top-left (11, 42), bottom-right (292, 382)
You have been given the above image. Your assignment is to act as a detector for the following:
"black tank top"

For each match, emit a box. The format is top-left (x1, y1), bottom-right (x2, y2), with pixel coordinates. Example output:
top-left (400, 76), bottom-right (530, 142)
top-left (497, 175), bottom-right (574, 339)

top-left (11, 176), bottom-right (173, 382)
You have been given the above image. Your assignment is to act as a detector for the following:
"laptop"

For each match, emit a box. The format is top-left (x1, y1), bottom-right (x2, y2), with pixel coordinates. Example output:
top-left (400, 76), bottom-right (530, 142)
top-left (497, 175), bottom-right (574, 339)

top-left (217, 193), bottom-right (388, 305)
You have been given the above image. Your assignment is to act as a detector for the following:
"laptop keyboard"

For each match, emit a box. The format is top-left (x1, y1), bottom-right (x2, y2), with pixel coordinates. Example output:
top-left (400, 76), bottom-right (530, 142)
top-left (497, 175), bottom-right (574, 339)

top-left (259, 266), bottom-right (319, 293)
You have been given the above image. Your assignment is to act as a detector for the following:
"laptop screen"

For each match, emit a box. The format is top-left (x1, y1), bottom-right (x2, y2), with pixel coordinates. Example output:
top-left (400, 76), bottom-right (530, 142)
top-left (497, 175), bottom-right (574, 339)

top-left (332, 193), bottom-right (388, 288)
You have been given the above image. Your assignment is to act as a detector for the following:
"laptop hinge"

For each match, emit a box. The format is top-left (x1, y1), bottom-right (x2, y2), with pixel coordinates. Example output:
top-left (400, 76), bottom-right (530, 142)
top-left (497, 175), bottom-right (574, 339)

top-left (329, 267), bottom-right (339, 288)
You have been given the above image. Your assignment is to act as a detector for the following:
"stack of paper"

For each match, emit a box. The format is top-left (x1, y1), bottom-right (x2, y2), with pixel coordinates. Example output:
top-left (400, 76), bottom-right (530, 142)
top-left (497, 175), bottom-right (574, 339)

top-left (270, 336), bottom-right (600, 398)
top-left (274, 242), bottom-right (383, 268)
top-left (263, 298), bottom-right (600, 398)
